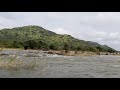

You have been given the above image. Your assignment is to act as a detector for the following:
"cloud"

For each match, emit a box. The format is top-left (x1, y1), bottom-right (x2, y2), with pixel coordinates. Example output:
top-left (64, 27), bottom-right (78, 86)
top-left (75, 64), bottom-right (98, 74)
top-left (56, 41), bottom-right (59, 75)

top-left (74, 30), bottom-right (120, 43)
top-left (51, 28), bottom-right (71, 34)
top-left (0, 12), bottom-right (17, 20)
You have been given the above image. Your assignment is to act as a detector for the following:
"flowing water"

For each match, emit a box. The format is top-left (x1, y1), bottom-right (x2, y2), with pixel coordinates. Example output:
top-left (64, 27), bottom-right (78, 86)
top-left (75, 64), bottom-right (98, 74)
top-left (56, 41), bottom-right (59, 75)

top-left (0, 50), bottom-right (120, 78)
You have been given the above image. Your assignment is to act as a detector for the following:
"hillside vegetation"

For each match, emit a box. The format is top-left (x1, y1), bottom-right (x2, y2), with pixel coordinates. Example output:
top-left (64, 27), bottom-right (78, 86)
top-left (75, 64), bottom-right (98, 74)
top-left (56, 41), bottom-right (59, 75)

top-left (0, 25), bottom-right (116, 53)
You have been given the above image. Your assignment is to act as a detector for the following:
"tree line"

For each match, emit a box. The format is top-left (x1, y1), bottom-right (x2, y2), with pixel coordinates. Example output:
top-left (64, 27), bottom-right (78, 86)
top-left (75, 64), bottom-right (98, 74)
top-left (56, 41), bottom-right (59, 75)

top-left (0, 25), bottom-right (116, 53)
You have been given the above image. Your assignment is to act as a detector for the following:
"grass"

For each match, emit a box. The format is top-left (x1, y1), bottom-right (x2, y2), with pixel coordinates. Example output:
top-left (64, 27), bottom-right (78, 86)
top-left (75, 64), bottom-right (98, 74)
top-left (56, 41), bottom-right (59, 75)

top-left (0, 57), bottom-right (39, 71)
top-left (0, 46), bottom-right (49, 71)
top-left (0, 46), bottom-right (39, 70)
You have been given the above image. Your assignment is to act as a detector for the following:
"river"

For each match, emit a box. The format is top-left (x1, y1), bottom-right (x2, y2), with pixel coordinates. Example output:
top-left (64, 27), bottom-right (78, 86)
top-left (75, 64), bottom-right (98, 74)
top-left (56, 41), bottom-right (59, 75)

top-left (0, 50), bottom-right (120, 78)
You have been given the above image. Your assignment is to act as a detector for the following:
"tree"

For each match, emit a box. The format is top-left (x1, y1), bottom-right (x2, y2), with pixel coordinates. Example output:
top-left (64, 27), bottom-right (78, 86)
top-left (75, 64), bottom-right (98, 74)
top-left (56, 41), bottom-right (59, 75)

top-left (107, 49), bottom-right (116, 53)
top-left (37, 40), bottom-right (49, 50)
top-left (76, 46), bottom-right (81, 51)
top-left (50, 43), bottom-right (57, 50)
top-left (89, 46), bottom-right (98, 52)
top-left (11, 41), bottom-right (23, 48)
top-left (96, 46), bottom-right (103, 52)
top-left (64, 43), bottom-right (70, 51)
top-left (24, 40), bottom-right (38, 49)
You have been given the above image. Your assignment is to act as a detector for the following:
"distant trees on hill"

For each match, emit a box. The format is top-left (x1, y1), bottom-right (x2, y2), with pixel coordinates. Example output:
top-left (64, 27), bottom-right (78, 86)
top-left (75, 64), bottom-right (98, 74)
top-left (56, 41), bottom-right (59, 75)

top-left (0, 25), bottom-right (116, 53)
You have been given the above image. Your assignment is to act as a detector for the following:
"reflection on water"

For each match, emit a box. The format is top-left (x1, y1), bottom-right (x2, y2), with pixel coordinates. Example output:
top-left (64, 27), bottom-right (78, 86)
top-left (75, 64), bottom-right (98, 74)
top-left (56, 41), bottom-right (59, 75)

top-left (1, 50), bottom-right (120, 78)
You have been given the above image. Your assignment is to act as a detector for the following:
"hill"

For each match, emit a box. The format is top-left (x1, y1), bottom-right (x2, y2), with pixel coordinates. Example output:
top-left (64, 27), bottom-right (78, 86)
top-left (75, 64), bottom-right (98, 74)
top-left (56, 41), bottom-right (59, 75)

top-left (0, 25), bottom-right (116, 53)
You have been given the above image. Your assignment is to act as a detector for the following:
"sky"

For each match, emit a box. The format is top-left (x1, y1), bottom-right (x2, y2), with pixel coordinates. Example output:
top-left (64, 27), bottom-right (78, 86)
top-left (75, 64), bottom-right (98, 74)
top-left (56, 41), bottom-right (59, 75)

top-left (0, 12), bottom-right (120, 51)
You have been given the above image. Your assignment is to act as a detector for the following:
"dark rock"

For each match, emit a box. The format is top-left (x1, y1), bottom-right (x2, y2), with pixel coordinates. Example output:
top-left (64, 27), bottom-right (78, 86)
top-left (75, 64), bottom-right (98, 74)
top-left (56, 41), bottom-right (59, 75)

top-left (0, 53), bottom-right (9, 56)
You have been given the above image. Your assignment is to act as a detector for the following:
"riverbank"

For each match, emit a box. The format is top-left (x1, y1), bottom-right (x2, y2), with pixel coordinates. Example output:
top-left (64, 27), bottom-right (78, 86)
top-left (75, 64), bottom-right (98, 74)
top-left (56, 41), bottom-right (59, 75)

top-left (0, 48), bottom-right (120, 56)
top-left (45, 50), bottom-right (120, 56)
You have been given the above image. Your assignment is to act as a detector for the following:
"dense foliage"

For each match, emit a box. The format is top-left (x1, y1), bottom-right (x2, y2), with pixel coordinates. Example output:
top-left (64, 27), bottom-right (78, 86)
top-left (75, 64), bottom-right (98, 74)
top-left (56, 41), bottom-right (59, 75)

top-left (0, 25), bottom-right (116, 53)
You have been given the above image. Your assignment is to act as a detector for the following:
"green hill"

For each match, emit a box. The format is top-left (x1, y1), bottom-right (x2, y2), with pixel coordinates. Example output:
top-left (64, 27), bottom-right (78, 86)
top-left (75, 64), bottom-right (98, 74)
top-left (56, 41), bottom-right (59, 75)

top-left (0, 25), bottom-right (116, 53)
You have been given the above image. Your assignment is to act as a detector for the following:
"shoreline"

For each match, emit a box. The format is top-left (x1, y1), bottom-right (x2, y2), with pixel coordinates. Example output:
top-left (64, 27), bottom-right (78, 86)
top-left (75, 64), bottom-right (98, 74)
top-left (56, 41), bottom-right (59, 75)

top-left (0, 48), bottom-right (120, 56)
top-left (45, 50), bottom-right (120, 56)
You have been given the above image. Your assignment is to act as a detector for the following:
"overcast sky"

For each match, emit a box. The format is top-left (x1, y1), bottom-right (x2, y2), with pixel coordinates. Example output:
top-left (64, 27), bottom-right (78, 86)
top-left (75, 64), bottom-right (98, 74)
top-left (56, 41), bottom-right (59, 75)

top-left (0, 12), bottom-right (120, 50)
